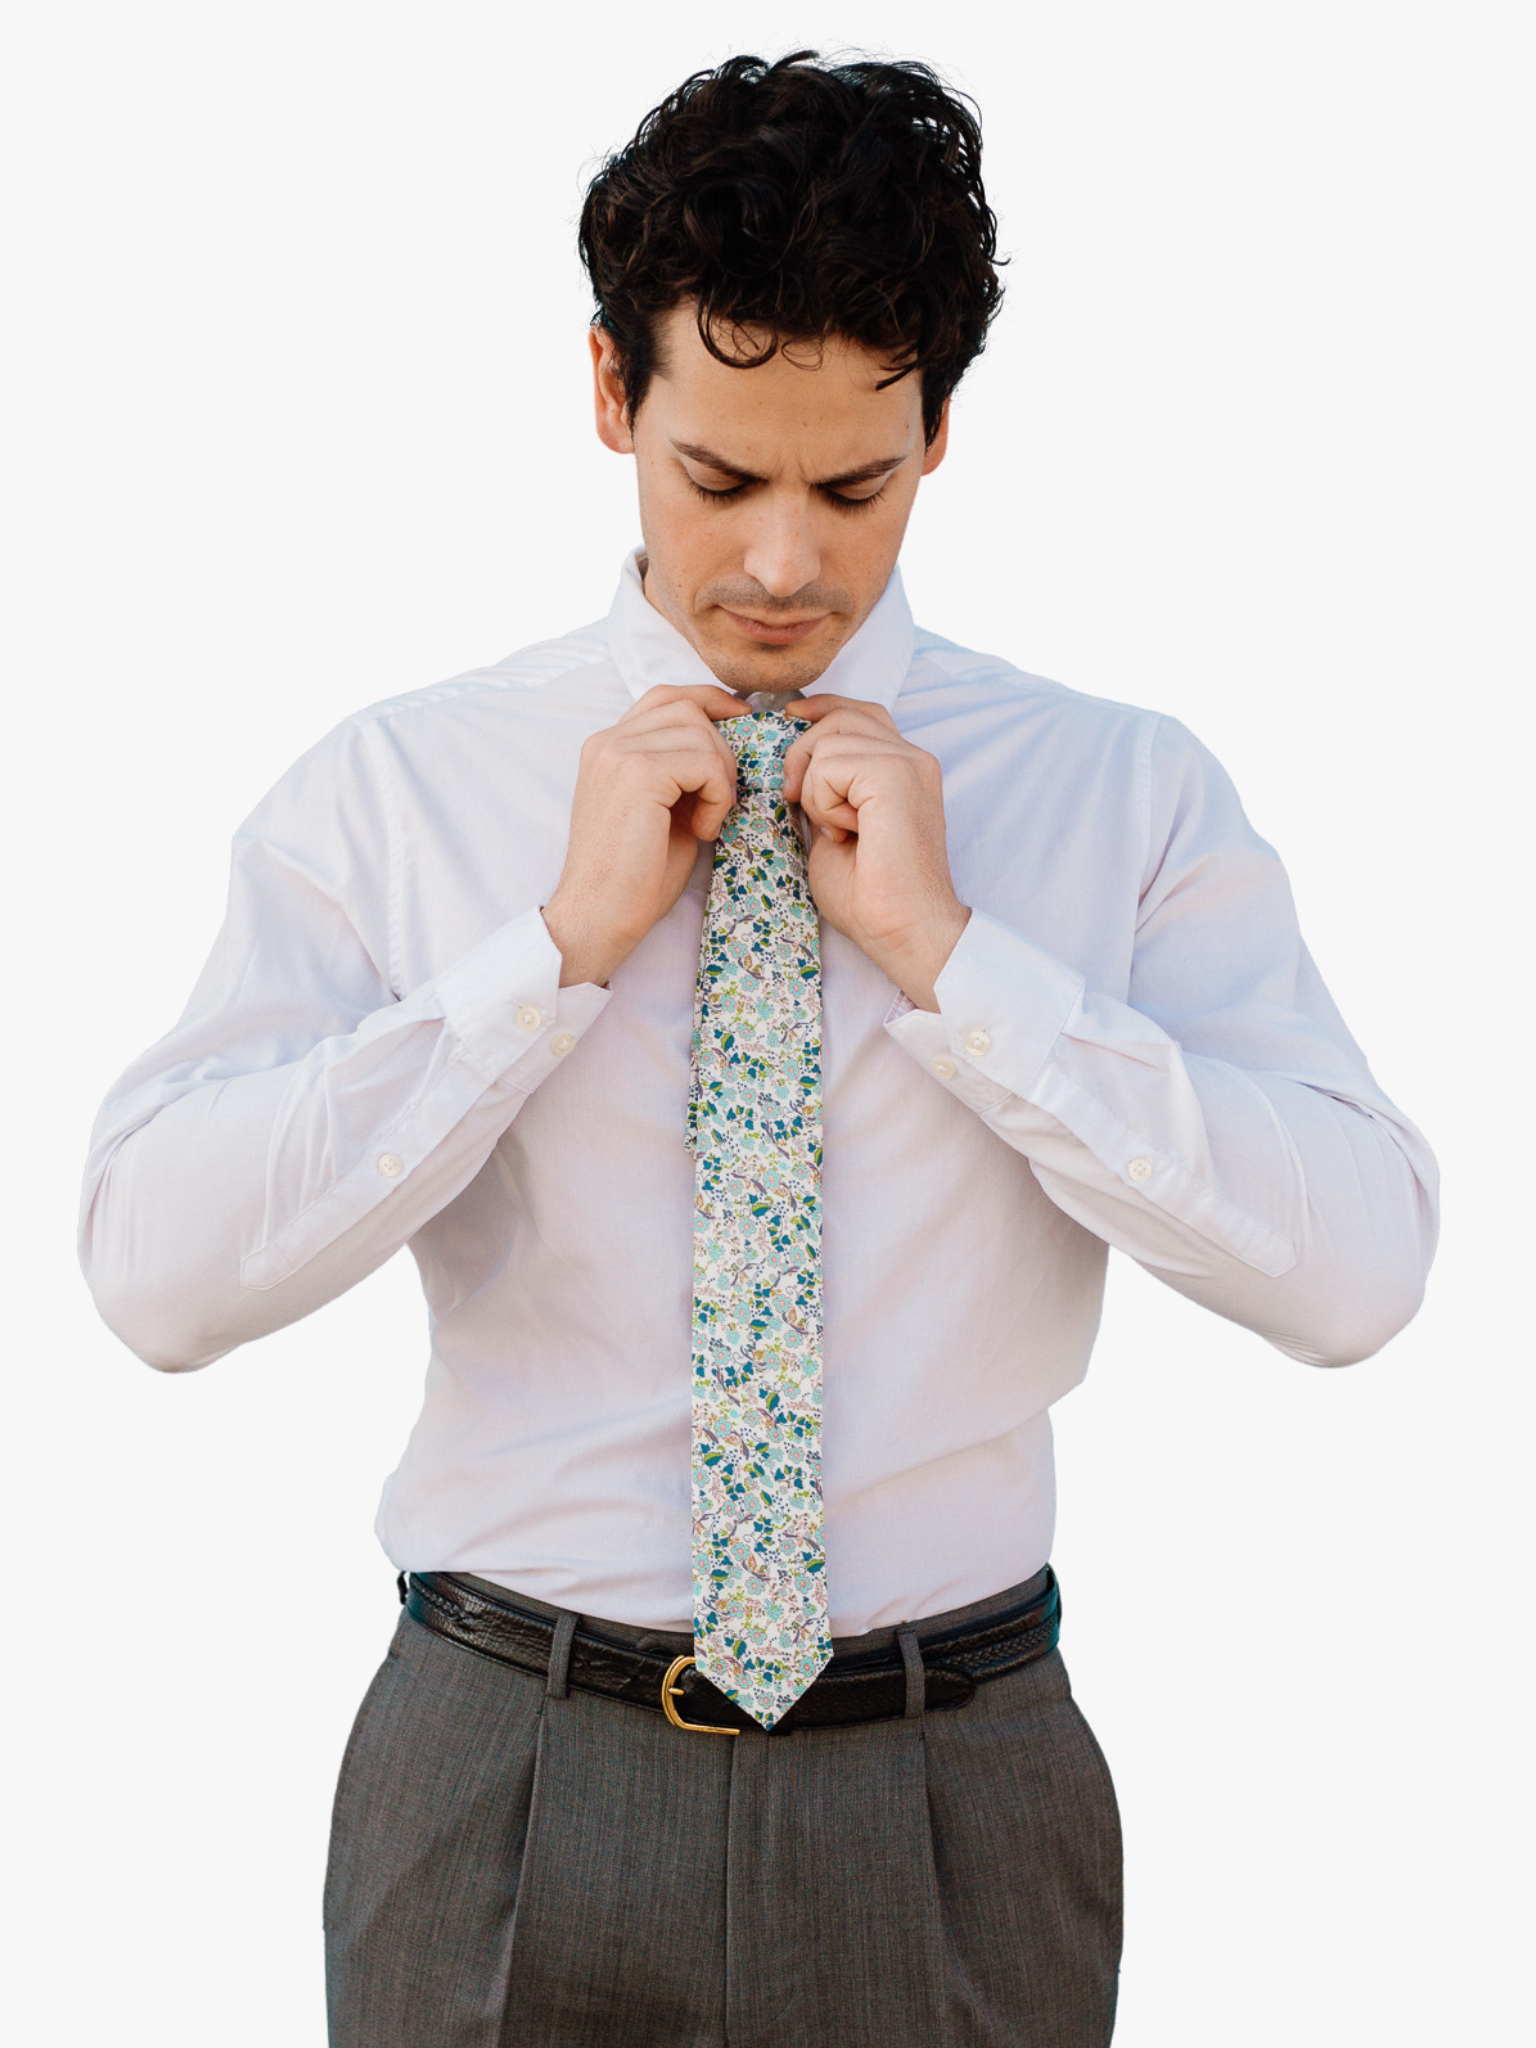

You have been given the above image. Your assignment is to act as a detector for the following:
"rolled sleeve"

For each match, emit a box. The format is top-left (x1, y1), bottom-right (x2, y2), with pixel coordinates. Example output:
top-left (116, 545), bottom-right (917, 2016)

top-left (241, 909), bottom-right (610, 1291)
top-left (882, 722), bottom-right (1436, 1365)
top-left (435, 908), bottom-right (608, 1085)
top-left (885, 910), bottom-right (1083, 1110)
top-left (887, 907), bottom-right (1297, 1278)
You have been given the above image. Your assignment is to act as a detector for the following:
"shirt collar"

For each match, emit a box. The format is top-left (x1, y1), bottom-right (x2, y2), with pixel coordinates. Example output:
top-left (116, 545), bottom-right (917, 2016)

top-left (605, 547), bottom-right (915, 711)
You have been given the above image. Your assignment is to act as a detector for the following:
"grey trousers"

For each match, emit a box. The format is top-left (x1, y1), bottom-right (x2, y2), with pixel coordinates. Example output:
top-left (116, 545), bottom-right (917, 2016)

top-left (324, 1574), bottom-right (1122, 2047)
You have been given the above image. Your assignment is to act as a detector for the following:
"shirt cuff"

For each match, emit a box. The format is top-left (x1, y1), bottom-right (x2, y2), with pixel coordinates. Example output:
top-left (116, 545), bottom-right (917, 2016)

top-left (883, 908), bottom-right (1083, 1106)
top-left (240, 910), bottom-right (610, 1291)
top-left (434, 906), bottom-right (611, 1088)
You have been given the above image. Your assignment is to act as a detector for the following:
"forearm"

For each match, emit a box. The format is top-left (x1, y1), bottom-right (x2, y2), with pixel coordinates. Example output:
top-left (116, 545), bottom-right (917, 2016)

top-left (1011, 1061), bottom-right (1435, 1364)
top-left (82, 1062), bottom-right (527, 1369)
top-left (887, 912), bottom-right (1438, 1367)
top-left (81, 907), bottom-right (610, 1370)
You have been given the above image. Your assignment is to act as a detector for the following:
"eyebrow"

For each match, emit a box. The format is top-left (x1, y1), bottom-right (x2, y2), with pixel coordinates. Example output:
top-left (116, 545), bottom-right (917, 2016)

top-left (672, 440), bottom-right (910, 490)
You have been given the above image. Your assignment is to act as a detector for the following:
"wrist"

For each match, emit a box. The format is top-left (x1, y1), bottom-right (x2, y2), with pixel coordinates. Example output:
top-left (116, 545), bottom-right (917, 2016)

top-left (540, 894), bottom-right (625, 989)
top-left (874, 901), bottom-right (971, 1012)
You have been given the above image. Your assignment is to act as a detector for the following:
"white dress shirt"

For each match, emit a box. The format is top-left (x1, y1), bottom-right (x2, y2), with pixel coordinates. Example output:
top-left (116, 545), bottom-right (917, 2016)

top-left (80, 551), bottom-right (1438, 1635)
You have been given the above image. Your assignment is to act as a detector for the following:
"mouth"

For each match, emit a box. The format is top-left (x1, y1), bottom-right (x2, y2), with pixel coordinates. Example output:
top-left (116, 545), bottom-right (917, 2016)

top-left (718, 607), bottom-right (829, 647)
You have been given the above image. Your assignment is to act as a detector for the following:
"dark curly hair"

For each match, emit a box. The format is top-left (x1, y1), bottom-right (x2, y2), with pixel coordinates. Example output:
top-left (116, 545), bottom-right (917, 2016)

top-left (577, 51), bottom-right (1003, 446)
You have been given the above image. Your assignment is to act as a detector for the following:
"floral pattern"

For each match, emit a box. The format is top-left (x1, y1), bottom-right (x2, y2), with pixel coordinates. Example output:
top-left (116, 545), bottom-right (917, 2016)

top-left (687, 712), bottom-right (831, 1730)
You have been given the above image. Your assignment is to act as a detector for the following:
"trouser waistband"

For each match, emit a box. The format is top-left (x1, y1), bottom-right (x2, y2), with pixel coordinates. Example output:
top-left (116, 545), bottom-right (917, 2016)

top-left (399, 1565), bottom-right (1060, 1736)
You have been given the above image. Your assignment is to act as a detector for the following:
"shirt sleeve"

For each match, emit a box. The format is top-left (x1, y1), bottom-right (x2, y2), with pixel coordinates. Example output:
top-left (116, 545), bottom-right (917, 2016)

top-left (79, 717), bottom-right (610, 1371)
top-left (884, 715), bottom-right (1439, 1367)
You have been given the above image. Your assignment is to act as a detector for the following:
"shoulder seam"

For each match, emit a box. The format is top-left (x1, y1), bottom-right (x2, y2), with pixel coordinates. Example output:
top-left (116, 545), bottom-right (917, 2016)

top-left (353, 637), bottom-right (616, 727)
top-left (909, 644), bottom-right (1163, 724)
top-left (356, 714), bottom-right (407, 996)
top-left (1136, 711), bottom-right (1163, 905)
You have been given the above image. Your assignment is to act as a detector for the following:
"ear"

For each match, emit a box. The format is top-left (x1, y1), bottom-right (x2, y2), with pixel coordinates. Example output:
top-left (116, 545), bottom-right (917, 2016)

top-left (590, 327), bottom-right (635, 454)
top-left (920, 398), bottom-right (951, 477)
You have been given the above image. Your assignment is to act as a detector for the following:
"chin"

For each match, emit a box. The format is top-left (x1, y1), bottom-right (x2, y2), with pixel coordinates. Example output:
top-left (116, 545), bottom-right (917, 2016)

top-left (700, 632), bottom-right (844, 698)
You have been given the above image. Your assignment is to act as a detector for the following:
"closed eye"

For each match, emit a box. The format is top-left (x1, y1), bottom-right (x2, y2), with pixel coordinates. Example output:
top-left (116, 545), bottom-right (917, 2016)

top-left (686, 479), bottom-right (888, 513)
top-left (824, 485), bottom-right (888, 514)
top-left (686, 479), bottom-right (750, 504)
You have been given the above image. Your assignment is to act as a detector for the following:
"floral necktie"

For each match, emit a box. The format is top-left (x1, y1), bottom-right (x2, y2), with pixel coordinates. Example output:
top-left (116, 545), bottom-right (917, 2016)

top-left (686, 710), bottom-right (831, 1730)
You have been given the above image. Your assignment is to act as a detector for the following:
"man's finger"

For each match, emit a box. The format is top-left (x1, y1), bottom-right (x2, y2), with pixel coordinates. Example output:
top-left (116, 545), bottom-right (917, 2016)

top-left (783, 716), bottom-right (905, 802)
top-left (608, 697), bottom-right (745, 779)
top-left (630, 682), bottom-right (755, 723)
top-left (602, 730), bottom-right (738, 821)
top-left (796, 755), bottom-right (862, 836)
top-left (690, 784), bottom-right (738, 841)
top-left (786, 694), bottom-right (897, 728)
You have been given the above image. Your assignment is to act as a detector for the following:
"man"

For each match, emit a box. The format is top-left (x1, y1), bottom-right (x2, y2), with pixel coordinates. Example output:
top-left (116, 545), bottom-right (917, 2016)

top-left (80, 50), bottom-right (1437, 2048)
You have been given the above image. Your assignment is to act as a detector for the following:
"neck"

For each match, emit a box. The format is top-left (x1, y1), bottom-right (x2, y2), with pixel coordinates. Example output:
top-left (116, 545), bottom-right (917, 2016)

top-left (745, 687), bottom-right (807, 713)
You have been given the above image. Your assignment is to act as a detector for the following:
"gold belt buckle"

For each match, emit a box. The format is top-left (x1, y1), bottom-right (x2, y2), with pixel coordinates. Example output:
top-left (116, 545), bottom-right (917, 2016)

top-left (661, 1654), bottom-right (739, 1735)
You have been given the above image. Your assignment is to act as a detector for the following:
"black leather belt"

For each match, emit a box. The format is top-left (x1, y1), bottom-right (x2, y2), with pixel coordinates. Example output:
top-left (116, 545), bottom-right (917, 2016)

top-left (401, 1567), bottom-right (1060, 1735)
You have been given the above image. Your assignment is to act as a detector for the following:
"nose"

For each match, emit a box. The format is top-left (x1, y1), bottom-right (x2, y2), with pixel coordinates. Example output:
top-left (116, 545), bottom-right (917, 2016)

top-left (739, 489), bottom-right (822, 600)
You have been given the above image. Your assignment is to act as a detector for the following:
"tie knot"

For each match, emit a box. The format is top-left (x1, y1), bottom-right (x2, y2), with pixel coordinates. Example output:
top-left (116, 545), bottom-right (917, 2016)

top-left (724, 711), bottom-right (807, 798)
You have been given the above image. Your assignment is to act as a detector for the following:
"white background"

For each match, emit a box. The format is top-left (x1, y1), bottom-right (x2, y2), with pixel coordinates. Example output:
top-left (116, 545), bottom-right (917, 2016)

top-left (4, 4), bottom-right (1531, 2042)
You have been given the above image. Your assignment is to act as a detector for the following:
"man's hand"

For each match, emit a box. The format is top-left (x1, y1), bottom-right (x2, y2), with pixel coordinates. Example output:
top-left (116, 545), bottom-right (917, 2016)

top-left (542, 684), bottom-right (746, 986)
top-left (782, 698), bottom-right (970, 1010)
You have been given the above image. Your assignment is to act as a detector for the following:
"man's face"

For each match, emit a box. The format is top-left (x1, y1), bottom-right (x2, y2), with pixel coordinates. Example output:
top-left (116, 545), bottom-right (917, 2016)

top-left (591, 304), bottom-right (948, 695)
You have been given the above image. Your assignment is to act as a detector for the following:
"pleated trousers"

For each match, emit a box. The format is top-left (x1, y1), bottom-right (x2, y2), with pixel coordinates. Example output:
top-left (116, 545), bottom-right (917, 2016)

top-left (324, 1574), bottom-right (1122, 2047)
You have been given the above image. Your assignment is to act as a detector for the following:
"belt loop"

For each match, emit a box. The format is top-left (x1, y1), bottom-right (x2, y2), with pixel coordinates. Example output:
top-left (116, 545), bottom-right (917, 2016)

top-left (546, 1611), bottom-right (577, 1699)
top-left (397, 1572), bottom-right (409, 1606)
top-left (896, 1627), bottom-right (925, 1721)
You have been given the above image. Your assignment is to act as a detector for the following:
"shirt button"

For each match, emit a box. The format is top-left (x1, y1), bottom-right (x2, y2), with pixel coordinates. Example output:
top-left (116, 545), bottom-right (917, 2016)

top-left (1127, 1156), bottom-right (1153, 1183)
top-left (930, 1055), bottom-right (957, 1080)
top-left (515, 1003), bottom-right (543, 1033)
top-left (550, 1030), bottom-right (576, 1056)
top-left (377, 1152), bottom-right (403, 1179)
top-left (963, 1029), bottom-right (991, 1058)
